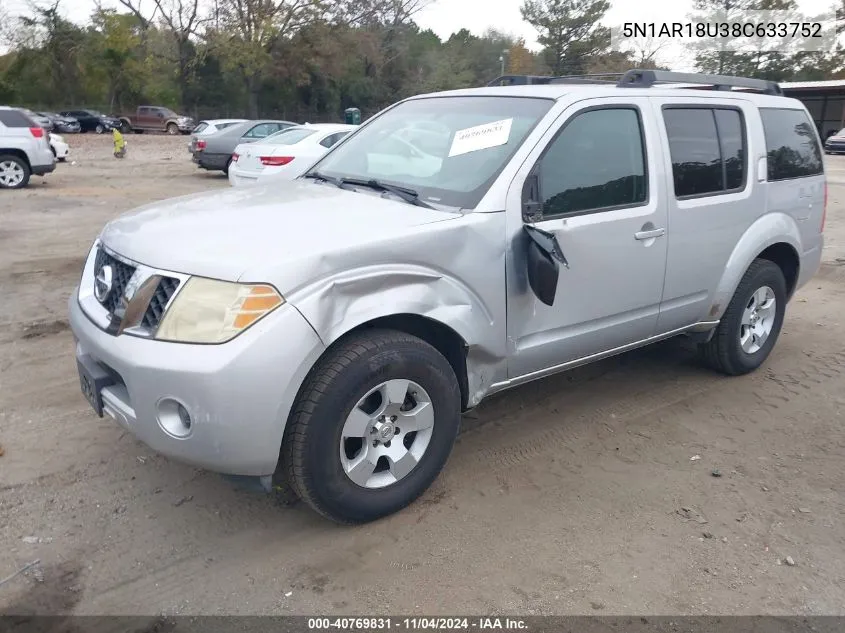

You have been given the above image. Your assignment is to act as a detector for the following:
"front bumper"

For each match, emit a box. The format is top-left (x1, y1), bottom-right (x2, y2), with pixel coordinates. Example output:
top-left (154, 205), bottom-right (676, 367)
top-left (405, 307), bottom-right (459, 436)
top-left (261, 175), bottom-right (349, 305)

top-left (69, 291), bottom-right (326, 476)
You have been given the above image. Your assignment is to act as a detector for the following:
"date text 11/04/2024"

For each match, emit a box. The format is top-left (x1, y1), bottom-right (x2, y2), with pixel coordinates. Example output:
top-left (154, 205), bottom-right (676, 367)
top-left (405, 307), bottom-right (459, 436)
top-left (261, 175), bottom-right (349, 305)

top-left (307, 618), bottom-right (528, 630)
top-left (621, 21), bottom-right (824, 38)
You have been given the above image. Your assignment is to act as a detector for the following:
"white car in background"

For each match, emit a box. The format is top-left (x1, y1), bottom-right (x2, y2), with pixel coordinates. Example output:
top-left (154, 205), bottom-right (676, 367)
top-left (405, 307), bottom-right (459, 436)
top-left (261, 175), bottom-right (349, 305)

top-left (228, 123), bottom-right (355, 187)
top-left (49, 132), bottom-right (69, 162)
top-left (188, 119), bottom-right (247, 153)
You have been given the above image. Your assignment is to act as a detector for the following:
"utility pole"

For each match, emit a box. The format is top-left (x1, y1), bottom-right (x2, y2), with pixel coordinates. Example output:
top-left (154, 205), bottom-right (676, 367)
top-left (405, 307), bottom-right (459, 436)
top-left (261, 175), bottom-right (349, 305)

top-left (499, 48), bottom-right (509, 75)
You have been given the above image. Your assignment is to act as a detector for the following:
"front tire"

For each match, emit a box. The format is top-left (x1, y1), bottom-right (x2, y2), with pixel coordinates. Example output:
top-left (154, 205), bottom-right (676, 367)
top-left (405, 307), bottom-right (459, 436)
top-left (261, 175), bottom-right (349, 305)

top-left (699, 259), bottom-right (787, 376)
top-left (281, 330), bottom-right (461, 524)
top-left (95, 124), bottom-right (104, 134)
top-left (166, 123), bottom-right (178, 135)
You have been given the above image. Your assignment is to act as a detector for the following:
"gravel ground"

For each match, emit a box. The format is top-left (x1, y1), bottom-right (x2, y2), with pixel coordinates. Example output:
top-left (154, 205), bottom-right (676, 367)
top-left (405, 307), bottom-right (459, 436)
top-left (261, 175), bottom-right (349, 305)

top-left (1, 133), bottom-right (845, 616)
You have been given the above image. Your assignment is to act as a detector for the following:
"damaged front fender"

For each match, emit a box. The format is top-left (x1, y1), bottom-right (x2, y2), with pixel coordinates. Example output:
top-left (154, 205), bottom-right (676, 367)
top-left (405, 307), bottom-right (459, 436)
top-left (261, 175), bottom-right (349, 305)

top-left (277, 214), bottom-right (510, 408)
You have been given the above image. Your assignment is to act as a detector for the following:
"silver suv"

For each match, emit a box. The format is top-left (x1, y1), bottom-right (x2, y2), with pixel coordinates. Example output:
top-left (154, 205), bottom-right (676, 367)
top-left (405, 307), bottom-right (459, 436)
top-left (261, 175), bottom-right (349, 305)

top-left (0, 106), bottom-right (56, 189)
top-left (69, 70), bottom-right (825, 523)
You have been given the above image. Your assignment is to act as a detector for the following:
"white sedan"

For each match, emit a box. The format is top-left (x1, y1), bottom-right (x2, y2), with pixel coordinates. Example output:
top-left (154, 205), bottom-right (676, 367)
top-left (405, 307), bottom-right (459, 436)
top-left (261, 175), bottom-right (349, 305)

top-left (49, 132), bottom-right (69, 162)
top-left (228, 123), bottom-right (355, 187)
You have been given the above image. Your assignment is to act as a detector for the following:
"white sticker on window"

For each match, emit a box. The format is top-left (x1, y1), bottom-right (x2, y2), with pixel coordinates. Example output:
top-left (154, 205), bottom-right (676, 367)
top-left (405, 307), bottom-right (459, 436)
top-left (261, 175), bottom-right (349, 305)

top-left (448, 118), bottom-right (513, 158)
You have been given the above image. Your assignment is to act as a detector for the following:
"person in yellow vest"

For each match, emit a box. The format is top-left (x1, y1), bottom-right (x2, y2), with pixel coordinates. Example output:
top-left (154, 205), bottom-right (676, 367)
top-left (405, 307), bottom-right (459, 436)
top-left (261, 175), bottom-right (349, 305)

top-left (112, 127), bottom-right (127, 158)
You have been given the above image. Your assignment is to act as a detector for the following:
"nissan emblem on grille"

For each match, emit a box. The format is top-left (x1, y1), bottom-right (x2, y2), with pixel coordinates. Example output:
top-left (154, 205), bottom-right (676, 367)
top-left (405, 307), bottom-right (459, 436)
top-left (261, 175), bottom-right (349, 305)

top-left (94, 264), bottom-right (113, 304)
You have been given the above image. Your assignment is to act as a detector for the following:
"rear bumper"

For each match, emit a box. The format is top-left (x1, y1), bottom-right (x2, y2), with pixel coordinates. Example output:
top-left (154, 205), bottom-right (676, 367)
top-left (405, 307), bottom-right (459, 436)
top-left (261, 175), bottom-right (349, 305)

top-left (32, 162), bottom-right (56, 176)
top-left (228, 169), bottom-right (258, 186)
top-left (193, 152), bottom-right (229, 170)
top-left (68, 290), bottom-right (326, 476)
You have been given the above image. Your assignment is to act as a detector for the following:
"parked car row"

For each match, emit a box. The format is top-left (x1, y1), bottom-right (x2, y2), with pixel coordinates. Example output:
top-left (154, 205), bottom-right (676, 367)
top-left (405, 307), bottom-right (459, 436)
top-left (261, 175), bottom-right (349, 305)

top-left (187, 118), bottom-right (357, 185)
top-left (9, 104), bottom-right (198, 135)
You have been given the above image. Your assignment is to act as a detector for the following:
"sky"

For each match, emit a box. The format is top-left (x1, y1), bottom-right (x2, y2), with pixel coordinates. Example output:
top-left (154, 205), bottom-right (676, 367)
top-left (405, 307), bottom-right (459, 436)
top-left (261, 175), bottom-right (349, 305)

top-left (3, 0), bottom-right (840, 72)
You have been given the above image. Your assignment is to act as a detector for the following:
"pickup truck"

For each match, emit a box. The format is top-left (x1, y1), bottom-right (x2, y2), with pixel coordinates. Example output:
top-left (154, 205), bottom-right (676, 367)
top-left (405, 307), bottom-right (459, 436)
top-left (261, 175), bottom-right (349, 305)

top-left (118, 106), bottom-right (195, 135)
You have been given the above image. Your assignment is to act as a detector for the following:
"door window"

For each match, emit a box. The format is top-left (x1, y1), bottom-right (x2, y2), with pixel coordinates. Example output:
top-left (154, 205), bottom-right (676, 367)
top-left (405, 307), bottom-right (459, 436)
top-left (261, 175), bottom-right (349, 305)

top-left (243, 123), bottom-right (276, 139)
top-left (535, 107), bottom-right (648, 219)
top-left (662, 107), bottom-right (747, 197)
top-left (320, 132), bottom-right (349, 148)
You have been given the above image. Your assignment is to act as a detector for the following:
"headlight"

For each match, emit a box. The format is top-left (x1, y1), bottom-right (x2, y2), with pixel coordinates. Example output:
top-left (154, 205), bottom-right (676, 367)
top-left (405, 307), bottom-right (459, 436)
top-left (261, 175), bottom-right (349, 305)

top-left (155, 277), bottom-right (285, 344)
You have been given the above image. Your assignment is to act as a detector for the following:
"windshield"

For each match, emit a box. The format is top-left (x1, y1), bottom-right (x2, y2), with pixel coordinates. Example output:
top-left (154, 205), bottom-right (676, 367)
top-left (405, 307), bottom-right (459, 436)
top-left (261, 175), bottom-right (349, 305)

top-left (309, 96), bottom-right (554, 209)
top-left (263, 127), bottom-right (317, 145)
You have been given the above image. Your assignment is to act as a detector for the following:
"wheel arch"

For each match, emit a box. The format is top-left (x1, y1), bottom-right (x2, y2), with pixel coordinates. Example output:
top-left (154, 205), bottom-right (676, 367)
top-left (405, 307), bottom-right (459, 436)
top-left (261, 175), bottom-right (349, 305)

top-left (285, 265), bottom-right (508, 411)
top-left (0, 149), bottom-right (32, 169)
top-left (349, 314), bottom-right (471, 411)
top-left (710, 213), bottom-right (802, 321)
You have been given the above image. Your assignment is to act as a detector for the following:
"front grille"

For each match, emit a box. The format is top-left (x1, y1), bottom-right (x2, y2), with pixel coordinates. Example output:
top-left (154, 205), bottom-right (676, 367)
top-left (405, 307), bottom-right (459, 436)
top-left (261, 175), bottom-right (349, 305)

top-left (141, 277), bottom-right (180, 329)
top-left (94, 247), bottom-right (136, 315)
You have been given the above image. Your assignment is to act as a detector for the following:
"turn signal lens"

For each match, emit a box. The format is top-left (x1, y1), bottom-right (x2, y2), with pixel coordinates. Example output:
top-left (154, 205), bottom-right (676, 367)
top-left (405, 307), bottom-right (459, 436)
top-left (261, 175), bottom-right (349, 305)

top-left (155, 278), bottom-right (284, 344)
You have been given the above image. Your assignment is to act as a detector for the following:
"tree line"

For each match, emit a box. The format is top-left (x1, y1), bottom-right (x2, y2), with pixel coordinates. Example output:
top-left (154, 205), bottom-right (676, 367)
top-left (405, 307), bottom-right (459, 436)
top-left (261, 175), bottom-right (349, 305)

top-left (0, 0), bottom-right (843, 123)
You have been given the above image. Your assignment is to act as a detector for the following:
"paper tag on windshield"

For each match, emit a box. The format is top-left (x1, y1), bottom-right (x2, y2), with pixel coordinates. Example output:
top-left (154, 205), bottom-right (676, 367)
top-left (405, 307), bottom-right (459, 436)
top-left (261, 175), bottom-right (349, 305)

top-left (448, 118), bottom-right (513, 158)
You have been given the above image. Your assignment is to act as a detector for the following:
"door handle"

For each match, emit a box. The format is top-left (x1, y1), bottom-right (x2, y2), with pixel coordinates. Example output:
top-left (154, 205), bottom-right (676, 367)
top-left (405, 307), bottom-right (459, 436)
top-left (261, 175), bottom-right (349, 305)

top-left (634, 228), bottom-right (666, 240)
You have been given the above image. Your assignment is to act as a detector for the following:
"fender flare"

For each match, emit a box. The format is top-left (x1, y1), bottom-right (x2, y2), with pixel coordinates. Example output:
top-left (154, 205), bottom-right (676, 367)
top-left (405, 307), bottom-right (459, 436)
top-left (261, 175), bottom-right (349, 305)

top-left (710, 212), bottom-right (802, 320)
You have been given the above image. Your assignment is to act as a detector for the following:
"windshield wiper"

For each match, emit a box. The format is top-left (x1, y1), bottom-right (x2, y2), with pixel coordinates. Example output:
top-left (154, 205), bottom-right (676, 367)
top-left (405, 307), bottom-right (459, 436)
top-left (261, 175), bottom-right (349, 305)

top-left (342, 178), bottom-right (435, 209)
top-left (302, 171), bottom-right (353, 190)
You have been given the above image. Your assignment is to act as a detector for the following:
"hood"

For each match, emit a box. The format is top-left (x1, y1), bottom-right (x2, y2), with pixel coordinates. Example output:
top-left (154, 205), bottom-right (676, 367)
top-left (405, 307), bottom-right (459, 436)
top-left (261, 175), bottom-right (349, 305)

top-left (99, 180), bottom-right (460, 288)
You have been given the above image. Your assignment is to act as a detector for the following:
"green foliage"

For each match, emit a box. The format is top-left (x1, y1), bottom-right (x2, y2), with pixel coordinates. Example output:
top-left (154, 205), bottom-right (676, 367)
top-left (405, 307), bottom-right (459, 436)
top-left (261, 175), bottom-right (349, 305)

top-left (520, 0), bottom-right (611, 75)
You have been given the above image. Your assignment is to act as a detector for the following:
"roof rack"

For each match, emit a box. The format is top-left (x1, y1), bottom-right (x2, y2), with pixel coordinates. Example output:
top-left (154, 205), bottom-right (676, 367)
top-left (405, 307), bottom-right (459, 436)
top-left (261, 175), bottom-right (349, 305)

top-left (617, 69), bottom-right (783, 95)
top-left (486, 68), bottom-right (783, 96)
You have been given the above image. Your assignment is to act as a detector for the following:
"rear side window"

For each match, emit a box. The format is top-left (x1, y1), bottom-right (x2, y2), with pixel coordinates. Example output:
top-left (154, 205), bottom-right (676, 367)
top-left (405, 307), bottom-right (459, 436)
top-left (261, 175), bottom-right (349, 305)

top-left (663, 106), bottom-right (747, 198)
top-left (320, 132), bottom-right (349, 148)
top-left (760, 108), bottom-right (823, 181)
top-left (0, 110), bottom-right (36, 127)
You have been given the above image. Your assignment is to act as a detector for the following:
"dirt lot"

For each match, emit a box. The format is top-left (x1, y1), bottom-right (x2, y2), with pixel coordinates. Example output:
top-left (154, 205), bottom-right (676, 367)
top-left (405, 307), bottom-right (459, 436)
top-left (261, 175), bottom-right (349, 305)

top-left (1, 133), bottom-right (845, 616)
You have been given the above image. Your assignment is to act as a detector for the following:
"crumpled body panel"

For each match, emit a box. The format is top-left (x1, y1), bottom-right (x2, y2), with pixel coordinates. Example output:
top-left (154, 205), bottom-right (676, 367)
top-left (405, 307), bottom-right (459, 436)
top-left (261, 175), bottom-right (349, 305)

top-left (279, 211), bottom-right (510, 407)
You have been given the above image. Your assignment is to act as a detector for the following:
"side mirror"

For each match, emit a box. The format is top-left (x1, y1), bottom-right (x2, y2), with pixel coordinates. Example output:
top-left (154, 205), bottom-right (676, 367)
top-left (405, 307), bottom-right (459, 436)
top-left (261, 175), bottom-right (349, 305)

top-left (523, 224), bottom-right (569, 307)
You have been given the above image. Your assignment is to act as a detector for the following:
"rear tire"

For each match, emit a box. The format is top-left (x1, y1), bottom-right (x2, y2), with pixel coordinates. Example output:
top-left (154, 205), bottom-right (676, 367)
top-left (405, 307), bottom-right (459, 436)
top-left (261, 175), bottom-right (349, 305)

top-left (699, 259), bottom-right (787, 376)
top-left (281, 329), bottom-right (461, 524)
top-left (0, 155), bottom-right (31, 189)
top-left (223, 157), bottom-right (232, 175)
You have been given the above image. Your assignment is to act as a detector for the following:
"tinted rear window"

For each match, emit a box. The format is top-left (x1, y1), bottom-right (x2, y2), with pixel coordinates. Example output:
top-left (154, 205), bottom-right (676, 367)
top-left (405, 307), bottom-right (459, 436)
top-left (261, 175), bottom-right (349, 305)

top-left (760, 108), bottom-right (823, 181)
top-left (0, 110), bottom-right (36, 127)
top-left (193, 122), bottom-right (208, 133)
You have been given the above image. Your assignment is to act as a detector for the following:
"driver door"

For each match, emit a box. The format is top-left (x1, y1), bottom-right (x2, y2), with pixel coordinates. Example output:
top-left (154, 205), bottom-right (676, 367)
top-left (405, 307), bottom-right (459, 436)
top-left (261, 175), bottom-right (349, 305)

top-left (505, 97), bottom-right (670, 378)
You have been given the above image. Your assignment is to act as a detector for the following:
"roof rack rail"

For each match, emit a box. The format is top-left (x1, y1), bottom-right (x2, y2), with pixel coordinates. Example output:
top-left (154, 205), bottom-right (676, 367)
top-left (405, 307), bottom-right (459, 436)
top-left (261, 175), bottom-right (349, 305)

top-left (618, 69), bottom-right (783, 95)
top-left (486, 69), bottom-right (783, 95)
top-left (486, 75), bottom-right (556, 86)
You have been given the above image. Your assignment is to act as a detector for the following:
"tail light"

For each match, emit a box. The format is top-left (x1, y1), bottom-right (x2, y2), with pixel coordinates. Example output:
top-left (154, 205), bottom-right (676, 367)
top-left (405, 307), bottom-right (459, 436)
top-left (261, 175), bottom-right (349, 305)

top-left (29, 127), bottom-right (44, 138)
top-left (196, 139), bottom-right (206, 151)
top-left (231, 152), bottom-right (239, 162)
top-left (822, 181), bottom-right (828, 232)
top-left (260, 156), bottom-right (294, 166)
